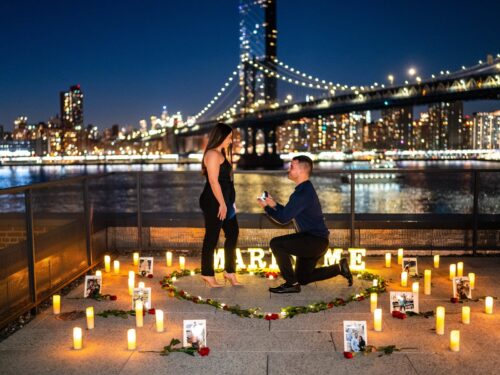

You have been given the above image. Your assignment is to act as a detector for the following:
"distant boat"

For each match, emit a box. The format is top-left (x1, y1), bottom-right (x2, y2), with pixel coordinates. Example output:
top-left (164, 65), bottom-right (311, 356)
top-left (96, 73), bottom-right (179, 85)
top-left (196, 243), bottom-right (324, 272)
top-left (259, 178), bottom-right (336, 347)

top-left (341, 155), bottom-right (403, 183)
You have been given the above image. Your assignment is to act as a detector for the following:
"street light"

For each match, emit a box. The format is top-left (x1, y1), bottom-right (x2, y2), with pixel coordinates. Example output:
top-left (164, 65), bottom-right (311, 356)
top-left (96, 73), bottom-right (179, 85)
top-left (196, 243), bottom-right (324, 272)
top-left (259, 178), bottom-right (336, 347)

top-left (388, 74), bottom-right (394, 85)
top-left (408, 67), bottom-right (416, 77)
top-left (416, 76), bottom-right (422, 83)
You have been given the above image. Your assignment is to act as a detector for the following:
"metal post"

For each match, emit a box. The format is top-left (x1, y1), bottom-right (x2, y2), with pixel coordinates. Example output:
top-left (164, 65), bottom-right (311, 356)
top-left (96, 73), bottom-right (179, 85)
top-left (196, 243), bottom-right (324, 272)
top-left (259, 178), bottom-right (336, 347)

top-left (350, 171), bottom-right (355, 247)
top-left (24, 189), bottom-right (37, 309)
top-left (83, 179), bottom-right (93, 266)
top-left (472, 170), bottom-right (479, 255)
top-left (137, 173), bottom-right (143, 250)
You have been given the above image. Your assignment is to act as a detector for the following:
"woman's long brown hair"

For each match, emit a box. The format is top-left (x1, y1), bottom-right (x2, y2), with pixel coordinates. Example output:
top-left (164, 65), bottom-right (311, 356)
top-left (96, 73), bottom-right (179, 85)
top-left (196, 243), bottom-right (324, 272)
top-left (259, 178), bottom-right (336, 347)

top-left (201, 122), bottom-right (234, 176)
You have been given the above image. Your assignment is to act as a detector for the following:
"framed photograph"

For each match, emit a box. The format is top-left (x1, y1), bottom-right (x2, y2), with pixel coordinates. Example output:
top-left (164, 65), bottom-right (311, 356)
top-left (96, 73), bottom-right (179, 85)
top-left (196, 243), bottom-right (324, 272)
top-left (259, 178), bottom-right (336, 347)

top-left (183, 320), bottom-right (207, 349)
top-left (343, 321), bottom-right (367, 353)
top-left (402, 257), bottom-right (418, 276)
top-left (138, 257), bottom-right (154, 277)
top-left (84, 275), bottom-right (102, 298)
top-left (390, 291), bottom-right (419, 313)
top-left (452, 276), bottom-right (471, 300)
top-left (132, 287), bottom-right (152, 309)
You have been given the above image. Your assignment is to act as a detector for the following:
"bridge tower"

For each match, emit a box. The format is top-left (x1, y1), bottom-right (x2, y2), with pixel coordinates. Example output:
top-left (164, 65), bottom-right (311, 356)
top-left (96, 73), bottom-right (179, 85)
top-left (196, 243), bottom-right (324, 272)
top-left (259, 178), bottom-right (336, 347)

top-left (237, 0), bottom-right (283, 169)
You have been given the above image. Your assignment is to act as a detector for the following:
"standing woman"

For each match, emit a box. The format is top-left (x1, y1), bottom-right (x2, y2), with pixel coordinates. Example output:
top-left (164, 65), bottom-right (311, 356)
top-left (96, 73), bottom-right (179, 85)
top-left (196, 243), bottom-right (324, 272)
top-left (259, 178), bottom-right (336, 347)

top-left (199, 123), bottom-right (241, 287)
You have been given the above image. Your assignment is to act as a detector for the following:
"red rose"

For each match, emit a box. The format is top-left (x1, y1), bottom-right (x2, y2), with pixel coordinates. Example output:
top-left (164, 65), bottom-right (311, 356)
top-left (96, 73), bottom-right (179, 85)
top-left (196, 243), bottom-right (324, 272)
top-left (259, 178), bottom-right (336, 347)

top-left (223, 305), bottom-right (229, 311)
top-left (110, 295), bottom-right (117, 301)
top-left (327, 303), bottom-right (334, 309)
top-left (450, 297), bottom-right (459, 303)
top-left (148, 308), bottom-right (156, 315)
top-left (147, 274), bottom-right (153, 278)
top-left (192, 297), bottom-right (199, 303)
top-left (343, 351), bottom-right (353, 359)
top-left (400, 313), bottom-right (407, 319)
top-left (179, 290), bottom-right (185, 297)
top-left (337, 298), bottom-right (345, 305)
top-left (198, 347), bottom-right (210, 356)
top-left (356, 296), bottom-right (365, 301)
top-left (265, 313), bottom-right (279, 320)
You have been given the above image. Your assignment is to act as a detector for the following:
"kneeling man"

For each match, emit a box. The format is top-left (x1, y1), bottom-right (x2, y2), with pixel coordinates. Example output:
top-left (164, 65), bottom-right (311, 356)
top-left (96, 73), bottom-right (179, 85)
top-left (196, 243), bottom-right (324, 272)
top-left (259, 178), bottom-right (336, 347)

top-left (257, 155), bottom-right (352, 293)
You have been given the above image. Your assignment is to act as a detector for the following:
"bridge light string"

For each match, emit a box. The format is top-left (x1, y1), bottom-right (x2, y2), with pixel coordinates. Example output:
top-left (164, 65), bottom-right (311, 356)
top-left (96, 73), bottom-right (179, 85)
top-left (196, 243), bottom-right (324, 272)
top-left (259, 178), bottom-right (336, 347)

top-left (195, 79), bottom-right (242, 122)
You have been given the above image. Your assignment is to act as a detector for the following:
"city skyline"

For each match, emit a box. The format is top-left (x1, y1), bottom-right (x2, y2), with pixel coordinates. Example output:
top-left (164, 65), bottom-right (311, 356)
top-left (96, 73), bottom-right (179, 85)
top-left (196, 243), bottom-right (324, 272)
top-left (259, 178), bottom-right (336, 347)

top-left (1, 0), bottom-right (500, 129)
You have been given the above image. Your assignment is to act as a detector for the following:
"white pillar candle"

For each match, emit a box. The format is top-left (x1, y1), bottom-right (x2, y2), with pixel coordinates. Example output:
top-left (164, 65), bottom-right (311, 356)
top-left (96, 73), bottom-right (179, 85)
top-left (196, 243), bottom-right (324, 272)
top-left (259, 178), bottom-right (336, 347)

top-left (436, 306), bottom-right (445, 335)
top-left (138, 281), bottom-right (145, 289)
top-left (104, 255), bottom-right (111, 273)
top-left (156, 309), bottom-right (164, 333)
top-left (73, 327), bottom-right (82, 350)
top-left (401, 271), bottom-right (408, 287)
top-left (462, 306), bottom-right (470, 324)
top-left (86, 306), bottom-right (94, 329)
top-left (433, 254), bottom-right (440, 268)
top-left (457, 262), bottom-right (464, 277)
top-left (135, 301), bottom-right (143, 327)
top-left (370, 293), bottom-right (377, 313)
top-left (113, 260), bottom-right (120, 275)
top-left (179, 256), bottom-right (185, 270)
top-left (129, 270), bottom-right (135, 280)
top-left (374, 308), bottom-right (382, 332)
top-left (397, 248), bottom-right (404, 265)
top-left (412, 282), bottom-right (419, 294)
top-left (166, 251), bottom-right (172, 267)
top-left (485, 296), bottom-right (494, 314)
top-left (127, 328), bottom-right (136, 350)
top-left (133, 252), bottom-right (139, 266)
top-left (449, 264), bottom-right (456, 280)
top-left (424, 269), bottom-right (432, 295)
top-left (385, 253), bottom-right (391, 268)
top-left (53, 294), bottom-right (61, 315)
top-left (190, 270), bottom-right (195, 276)
top-left (372, 279), bottom-right (378, 287)
top-left (450, 330), bottom-right (460, 352)
top-left (95, 270), bottom-right (102, 278)
top-left (128, 277), bottom-right (135, 295)
top-left (468, 273), bottom-right (475, 289)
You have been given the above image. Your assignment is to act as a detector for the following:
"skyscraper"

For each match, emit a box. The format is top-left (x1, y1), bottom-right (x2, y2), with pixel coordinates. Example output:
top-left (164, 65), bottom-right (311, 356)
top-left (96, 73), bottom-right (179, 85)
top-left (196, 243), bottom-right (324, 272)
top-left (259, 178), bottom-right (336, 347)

top-left (381, 106), bottom-right (413, 149)
top-left (60, 85), bottom-right (84, 129)
top-left (428, 101), bottom-right (463, 149)
top-left (472, 111), bottom-right (500, 149)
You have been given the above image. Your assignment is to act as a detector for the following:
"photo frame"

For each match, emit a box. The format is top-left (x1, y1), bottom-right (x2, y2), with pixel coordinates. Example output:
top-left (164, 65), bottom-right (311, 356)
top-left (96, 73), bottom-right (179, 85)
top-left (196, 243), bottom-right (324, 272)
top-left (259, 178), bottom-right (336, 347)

top-left (84, 275), bottom-right (102, 298)
top-left (452, 276), bottom-right (471, 300)
top-left (132, 287), bottom-right (152, 309)
top-left (183, 319), bottom-right (207, 349)
top-left (390, 291), bottom-right (419, 313)
top-left (402, 257), bottom-right (418, 276)
top-left (343, 320), bottom-right (367, 353)
top-left (138, 257), bottom-right (154, 277)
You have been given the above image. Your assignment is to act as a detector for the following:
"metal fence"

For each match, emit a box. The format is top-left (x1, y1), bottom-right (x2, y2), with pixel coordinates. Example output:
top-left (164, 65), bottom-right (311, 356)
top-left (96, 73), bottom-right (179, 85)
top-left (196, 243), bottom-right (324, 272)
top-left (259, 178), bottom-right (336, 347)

top-left (0, 168), bottom-right (498, 328)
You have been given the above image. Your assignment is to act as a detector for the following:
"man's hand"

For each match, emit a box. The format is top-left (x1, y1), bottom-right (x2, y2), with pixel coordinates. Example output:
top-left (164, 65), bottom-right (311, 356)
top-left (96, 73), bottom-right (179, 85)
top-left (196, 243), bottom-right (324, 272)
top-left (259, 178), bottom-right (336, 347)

top-left (264, 196), bottom-right (277, 208)
top-left (256, 198), bottom-right (267, 208)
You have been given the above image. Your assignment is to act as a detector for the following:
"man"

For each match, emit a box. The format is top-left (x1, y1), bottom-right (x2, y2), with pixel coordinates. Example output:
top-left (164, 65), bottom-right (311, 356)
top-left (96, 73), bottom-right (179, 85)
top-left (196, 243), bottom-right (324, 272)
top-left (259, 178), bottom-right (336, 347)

top-left (257, 155), bottom-right (352, 293)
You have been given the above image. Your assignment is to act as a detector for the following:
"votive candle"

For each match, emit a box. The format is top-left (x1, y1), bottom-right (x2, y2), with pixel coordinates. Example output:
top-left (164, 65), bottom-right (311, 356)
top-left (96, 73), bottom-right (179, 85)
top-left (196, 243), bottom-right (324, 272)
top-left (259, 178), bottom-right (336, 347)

top-left (485, 296), bottom-right (494, 314)
top-left (179, 256), bottom-right (185, 270)
top-left (156, 309), bottom-right (164, 333)
top-left (53, 294), bottom-right (61, 315)
top-left (412, 282), bottom-right (419, 294)
top-left (468, 273), bottom-right (475, 290)
top-left (133, 252), bottom-right (139, 266)
top-left (370, 293), bottom-right (377, 313)
top-left (113, 260), bottom-right (120, 275)
top-left (128, 277), bottom-right (134, 295)
top-left (86, 307), bottom-right (94, 330)
top-left (373, 279), bottom-right (378, 287)
top-left (104, 255), bottom-right (111, 272)
top-left (385, 253), bottom-right (391, 268)
top-left (401, 271), bottom-right (408, 287)
top-left (462, 306), bottom-right (470, 324)
top-left (436, 306), bottom-right (445, 335)
top-left (457, 262), bottom-right (464, 277)
top-left (127, 328), bottom-right (136, 350)
top-left (73, 327), bottom-right (83, 350)
top-left (424, 269), bottom-right (432, 295)
top-left (95, 270), bottom-right (102, 278)
top-left (135, 301), bottom-right (143, 327)
top-left (166, 251), bottom-right (172, 267)
top-left (374, 308), bottom-right (382, 332)
top-left (450, 330), bottom-right (460, 352)
top-left (449, 264), bottom-right (456, 280)
top-left (397, 248), bottom-right (404, 265)
top-left (433, 254), bottom-right (440, 268)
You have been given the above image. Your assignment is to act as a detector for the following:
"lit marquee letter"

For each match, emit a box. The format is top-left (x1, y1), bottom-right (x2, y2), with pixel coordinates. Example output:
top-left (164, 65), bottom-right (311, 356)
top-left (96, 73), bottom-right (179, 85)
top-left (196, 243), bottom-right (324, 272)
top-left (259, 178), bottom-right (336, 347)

top-left (213, 248), bottom-right (225, 270)
top-left (248, 248), bottom-right (267, 269)
top-left (348, 248), bottom-right (366, 271)
top-left (323, 248), bottom-right (343, 266)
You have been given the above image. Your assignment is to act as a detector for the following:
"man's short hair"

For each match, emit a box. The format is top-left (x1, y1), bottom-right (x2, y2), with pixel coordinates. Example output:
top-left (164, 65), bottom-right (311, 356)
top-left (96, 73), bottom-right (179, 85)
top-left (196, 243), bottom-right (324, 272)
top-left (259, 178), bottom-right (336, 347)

top-left (293, 155), bottom-right (313, 176)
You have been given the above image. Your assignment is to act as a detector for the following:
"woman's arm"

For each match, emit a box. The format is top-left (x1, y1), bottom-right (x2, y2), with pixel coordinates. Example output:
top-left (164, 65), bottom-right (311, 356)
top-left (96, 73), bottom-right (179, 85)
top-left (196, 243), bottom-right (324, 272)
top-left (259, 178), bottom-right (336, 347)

top-left (205, 150), bottom-right (227, 220)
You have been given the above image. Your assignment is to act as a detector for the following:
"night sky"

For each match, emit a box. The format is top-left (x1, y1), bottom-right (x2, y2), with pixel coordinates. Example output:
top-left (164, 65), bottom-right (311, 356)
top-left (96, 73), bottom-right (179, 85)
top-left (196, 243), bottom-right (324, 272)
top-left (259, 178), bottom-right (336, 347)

top-left (1, 0), bottom-right (499, 130)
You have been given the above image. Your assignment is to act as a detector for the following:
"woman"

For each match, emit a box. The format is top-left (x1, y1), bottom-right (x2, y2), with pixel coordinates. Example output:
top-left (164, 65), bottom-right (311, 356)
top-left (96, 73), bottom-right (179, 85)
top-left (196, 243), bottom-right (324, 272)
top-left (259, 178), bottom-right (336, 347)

top-left (199, 123), bottom-right (241, 287)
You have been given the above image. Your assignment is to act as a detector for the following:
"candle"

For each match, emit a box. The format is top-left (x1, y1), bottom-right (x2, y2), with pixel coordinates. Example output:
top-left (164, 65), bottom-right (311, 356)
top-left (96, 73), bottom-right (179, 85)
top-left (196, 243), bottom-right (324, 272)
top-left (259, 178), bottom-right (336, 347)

top-left (449, 264), bottom-right (456, 280)
top-left (468, 273), bottom-right (475, 290)
top-left (401, 271), bottom-right (408, 287)
top-left (373, 279), bottom-right (378, 287)
top-left (128, 278), bottom-right (135, 295)
top-left (86, 307), bottom-right (94, 329)
top-left (53, 294), bottom-right (61, 315)
top-left (485, 296), bottom-right (494, 314)
top-left (179, 256), bottom-right (185, 270)
top-left (113, 260), bottom-right (120, 275)
top-left (135, 301), bottom-right (143, 327)
top-left (127, 329), bottom-right (136, 350)
top-left (433, 254), bottom-right (440, 268)
top-left (156, 309), bottom-right (164, 333)
top-left (166, 251), bottom-right (172, 267)
top-left (374, 308), bottom-right (382, 332)
top-left (269, 275), bottom-right (274, 280)
top-left (133, 252), bottom-right (139, 266)
top-left (462, 306), bottom-right (470, 324)
top-left (190, 270), bottom-right (195, 276)
top-left (436, 306), bottom-right (445, 335)
top-left (138, 281), bottom-right (145, 289)
top-left (171, 276), bottom-right (177, 282)
top-left (457, 262), bottom-right (464, 277)
top-left (73, 327), bottom-right (83, 350)
top-left (95, 270), bottom-right (102, 278)
top-left (104, 255), bottom-right (111, 272)
top-left (424, 269), bottom-right (432, 295)
top-left (412, 282), bottom-right (419, 294)
top-left (370, 293), bottom-right (377, 313)
top-left (450, 330), bottom-right (460, 352)
top-left (129, 270), bottom-right (135, 280)
top-left (397, 248), bottom-right (404, 265)
top-left (385, 253), bottom-right (391, 268)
